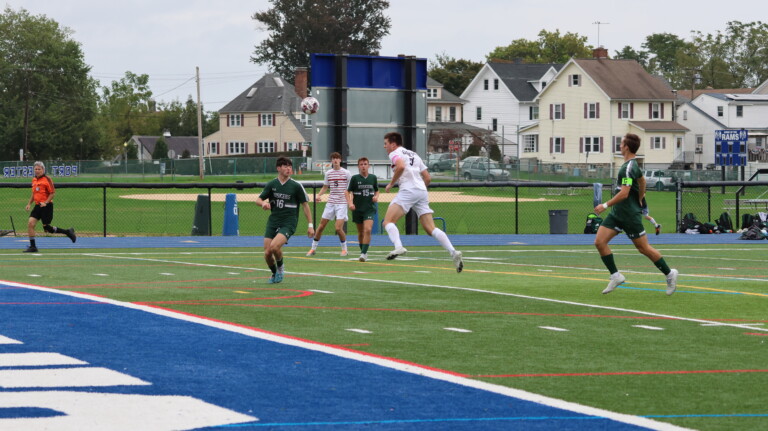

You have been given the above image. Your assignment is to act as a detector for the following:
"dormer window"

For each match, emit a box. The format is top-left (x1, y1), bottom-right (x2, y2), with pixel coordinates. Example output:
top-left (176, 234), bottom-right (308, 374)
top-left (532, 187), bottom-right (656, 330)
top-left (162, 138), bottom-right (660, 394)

top-left (427, 88), bottom-right (438, 98)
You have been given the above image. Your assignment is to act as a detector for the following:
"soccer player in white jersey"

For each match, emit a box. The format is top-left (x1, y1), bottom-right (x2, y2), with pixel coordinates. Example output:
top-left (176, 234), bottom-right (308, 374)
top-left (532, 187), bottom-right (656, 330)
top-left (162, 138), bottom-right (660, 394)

top-left (382, 132), bottom-right (463, 272)
top-left (307, 152), bottom-right (353, 256)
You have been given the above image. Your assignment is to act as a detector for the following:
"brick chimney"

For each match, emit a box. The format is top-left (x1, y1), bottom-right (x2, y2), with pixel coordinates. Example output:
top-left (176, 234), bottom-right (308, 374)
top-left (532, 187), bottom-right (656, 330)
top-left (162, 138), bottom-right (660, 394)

top-left (294, 67), bottom-right (308, 99)
top-left (592, 47), bottom-right (609, 59)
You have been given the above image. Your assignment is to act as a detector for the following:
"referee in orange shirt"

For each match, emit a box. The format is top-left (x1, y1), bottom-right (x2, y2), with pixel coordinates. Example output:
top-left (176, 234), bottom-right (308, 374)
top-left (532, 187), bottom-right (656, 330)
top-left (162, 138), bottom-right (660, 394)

top-left (24, 161), bottom-right (76, 252)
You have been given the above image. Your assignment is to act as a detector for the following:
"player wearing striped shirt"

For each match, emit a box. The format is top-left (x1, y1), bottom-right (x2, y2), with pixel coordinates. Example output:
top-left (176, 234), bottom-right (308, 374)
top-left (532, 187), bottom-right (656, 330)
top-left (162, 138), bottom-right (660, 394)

top-left (307, 152), bottom-right (352, 257)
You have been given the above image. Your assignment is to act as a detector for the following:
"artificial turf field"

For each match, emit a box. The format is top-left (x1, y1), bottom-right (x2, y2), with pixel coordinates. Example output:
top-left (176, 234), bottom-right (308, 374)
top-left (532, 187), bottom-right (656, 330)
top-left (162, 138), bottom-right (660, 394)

top-left (1, 240), bottom-right (767, 430)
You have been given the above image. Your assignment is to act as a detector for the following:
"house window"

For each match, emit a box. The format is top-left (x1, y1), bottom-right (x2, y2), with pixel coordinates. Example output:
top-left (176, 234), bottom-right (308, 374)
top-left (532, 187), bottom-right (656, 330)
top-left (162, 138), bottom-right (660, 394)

top-left (483, 79), bottom-right (489, 90)
top-left (586, 103), bottom-right (598, 119)
top-left (736, 105), bottom-right (743, 117)
top-left (695, 135), bottom-right (704, 153)
top-left (613, 136), bottom-right (622, 153)
top-left (300, 113), bottom-right (312, 127)
top-left (228, 114), bottom-right (242, 127)
top-left (493, 79), bottom-right (499, 90)
top-left (650, 103), bottom-right (661, 119)
top-left (435, 106), bottom-right (442, 122)
top-left (286, 142), bottom-right (299, 151)
top-left (717, 106), bottom-right (723, 117)
top-left (619, 102), bottom-right (632, 119)
top-left (651, 136), bottom-right (663, 149)
top-left (260, 113), bottom-right (274, 126)
top-left (569, 74), bottom-right (581, 86)
top-left (583, 136), bottom-right (601, 153)
top-left (492, 118), bottom-right (498, 132)
top-left (529, 106), bottom-right (539, 120)
top-left (227, 141), bottom-right (246, 154)
top-left (476, 106), bottom-right (482, 120)
top-left (449, 106), bottom-right (456, 122)
top-left (553, 104), bottom-right (564, 120)
top-left (208, 142), bottom-right (219, 155)
top-left (257, 141), bottom-right (275, 153)
top-left (553, 137), bottom-right (565, 153)
top-left (683, 110), bottom-right (688, 121)
top-left (524, 135), bottom-right (538, 153)
top-left (588, 164), bottom-right (597, 172)
top-left (427, 88), bottom-right (438, 98)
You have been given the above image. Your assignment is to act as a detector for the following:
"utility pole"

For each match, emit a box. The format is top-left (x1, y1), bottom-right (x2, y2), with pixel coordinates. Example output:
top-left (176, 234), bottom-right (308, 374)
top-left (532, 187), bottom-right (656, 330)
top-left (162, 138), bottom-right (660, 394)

top-left (196, 67), bottom-right (204, 180)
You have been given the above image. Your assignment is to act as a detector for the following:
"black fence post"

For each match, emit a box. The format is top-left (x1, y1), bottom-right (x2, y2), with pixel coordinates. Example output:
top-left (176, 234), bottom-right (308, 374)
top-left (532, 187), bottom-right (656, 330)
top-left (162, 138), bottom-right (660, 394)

top-left (103, 186), bottom-right (107, 237)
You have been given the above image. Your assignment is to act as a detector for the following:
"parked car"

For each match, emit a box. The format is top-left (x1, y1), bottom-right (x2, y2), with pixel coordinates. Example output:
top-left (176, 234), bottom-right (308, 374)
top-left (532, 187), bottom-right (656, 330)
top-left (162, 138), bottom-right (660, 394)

top-left (461, 158), bottom-right (510, 181)
top-left (458, 156), bottom-right (489, 169)
top-left (426, 153), bottom-right (457, 172)
top-left (644, 170), bottom-right (674, 191)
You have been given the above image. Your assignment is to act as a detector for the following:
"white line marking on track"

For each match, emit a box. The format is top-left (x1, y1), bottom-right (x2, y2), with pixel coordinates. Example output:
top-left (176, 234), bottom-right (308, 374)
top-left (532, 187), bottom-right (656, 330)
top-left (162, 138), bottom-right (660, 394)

top-left (444, 328), bottom-right (472, 333)
top-left (346, 329), bottom-right (372, 334)
top-left (539, 326), bottom-right (569, 332)
top-left (633, 325), bottom-right (665, 331)
top-left (0, 336), bottom-right (22, 345)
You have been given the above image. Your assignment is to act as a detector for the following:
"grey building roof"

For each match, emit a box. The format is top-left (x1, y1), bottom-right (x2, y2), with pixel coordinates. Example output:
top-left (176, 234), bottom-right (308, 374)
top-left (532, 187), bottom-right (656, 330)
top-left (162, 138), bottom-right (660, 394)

top-left (487, 62), bottom-right (564, 102)
top-left (134, 136), bottom-right (200, 157)
top-left (219, 73), bottom-right (302, 114)
top-left (426, 77), bottom-right (467, 103)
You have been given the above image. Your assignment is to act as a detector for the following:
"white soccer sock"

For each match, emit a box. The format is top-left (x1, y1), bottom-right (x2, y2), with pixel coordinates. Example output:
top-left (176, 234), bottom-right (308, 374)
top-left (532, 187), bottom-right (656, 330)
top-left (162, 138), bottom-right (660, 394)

top-left (430, 228), bottom-right (455, 255)
top-left (340, 240), bottom-right (347, 251)
top-left (648, 217), bottom-right (658, 226)
top-left (311, 239), bottom-right (319, 250)
top-left (384, 223), bottom-right (403, 249)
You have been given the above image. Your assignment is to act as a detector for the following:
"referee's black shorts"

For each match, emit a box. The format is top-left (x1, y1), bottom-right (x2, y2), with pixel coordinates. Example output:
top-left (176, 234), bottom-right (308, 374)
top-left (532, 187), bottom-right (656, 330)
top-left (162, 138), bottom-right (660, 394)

top-left (30, 203), bottom-right (54, 225)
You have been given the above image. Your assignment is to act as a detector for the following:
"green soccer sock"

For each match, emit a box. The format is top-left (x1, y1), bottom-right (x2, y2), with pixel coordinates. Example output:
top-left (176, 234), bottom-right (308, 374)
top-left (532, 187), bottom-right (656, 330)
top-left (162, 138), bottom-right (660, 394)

top-left (654, 257), bottom-right (671, 275)
top-left (601, 253), bottom-right (619, 274)
top-left (361, 244), bottom-right (369, 253)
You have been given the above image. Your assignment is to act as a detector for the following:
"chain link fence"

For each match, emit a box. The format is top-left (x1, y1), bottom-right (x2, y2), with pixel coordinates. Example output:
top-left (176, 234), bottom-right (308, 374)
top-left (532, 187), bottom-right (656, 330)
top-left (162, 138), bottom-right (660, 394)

top-left (677, 181), bottom-right (768, 232)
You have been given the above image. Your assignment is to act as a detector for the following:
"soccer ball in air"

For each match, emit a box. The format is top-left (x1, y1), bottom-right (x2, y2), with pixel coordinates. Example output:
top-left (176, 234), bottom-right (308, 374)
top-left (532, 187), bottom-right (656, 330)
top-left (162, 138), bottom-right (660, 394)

top-left (300, 97), bottom-right (319, 115)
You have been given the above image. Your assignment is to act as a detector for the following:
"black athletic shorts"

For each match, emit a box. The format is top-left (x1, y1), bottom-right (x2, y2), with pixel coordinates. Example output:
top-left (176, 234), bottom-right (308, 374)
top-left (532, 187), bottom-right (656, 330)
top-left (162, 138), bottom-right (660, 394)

top-left (30, 203), bottom-right (54, 225)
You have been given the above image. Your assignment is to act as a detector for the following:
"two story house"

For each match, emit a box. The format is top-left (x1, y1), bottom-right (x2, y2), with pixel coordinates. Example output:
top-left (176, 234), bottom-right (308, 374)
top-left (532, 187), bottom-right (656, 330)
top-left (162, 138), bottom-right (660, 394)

top-left (426, 77), bottom-right (492, 155)
top-left (523, 53), bottom-right (687, 173)
top-left (460, 61), bottom-right (562, 158)
top-left (203, 72), bottom-right (311, 156)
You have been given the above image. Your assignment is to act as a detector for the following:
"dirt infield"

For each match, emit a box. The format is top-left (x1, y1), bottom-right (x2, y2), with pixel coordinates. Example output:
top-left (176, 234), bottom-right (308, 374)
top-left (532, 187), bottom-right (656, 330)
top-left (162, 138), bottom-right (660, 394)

top-left (120, 192), bottom-right (551, 203)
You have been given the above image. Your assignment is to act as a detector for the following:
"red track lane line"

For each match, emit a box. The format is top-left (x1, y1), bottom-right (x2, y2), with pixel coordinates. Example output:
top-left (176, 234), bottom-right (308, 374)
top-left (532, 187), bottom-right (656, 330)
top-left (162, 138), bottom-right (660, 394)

top-left (475, 369), bottom-right (768, 378)
top-left (139, 303), bottom-right (471, 378)
top-left (745, 332), bottom-right (768, 336)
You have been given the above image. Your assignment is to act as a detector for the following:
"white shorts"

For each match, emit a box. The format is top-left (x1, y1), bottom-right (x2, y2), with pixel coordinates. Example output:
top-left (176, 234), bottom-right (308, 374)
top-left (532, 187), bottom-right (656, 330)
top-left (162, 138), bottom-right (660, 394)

top-left (321, 203), bottom-right (348, 221)
top-left (390, 188), bottom-right (433, 217)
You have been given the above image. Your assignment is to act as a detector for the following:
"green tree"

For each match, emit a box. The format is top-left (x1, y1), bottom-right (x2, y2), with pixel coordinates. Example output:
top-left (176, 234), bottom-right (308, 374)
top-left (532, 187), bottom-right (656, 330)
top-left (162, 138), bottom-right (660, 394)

top-left (695, 21), bottom-right (768, 88)
top-left (251, 0), bottom-right (391, 80)
top-left (0, 7), bottom-right (100, 160)
top-left (641, 33), bottom-right (698, 88)
top-left (98, 71), bottom-right (158, 157)
top-left (152, 136), bottom-right (168, 160)
top-left (487, 30), bottom-right (593, 63)
top-left (613, 46), bottom-right (649, 68)
top-left (428, 53), bottom-right (483, 96)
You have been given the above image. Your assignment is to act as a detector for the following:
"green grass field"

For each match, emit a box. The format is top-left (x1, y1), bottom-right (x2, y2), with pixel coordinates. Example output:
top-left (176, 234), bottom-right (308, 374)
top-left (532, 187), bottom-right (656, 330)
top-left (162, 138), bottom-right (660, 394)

top-left (3, 243), bottom-right (766, 430)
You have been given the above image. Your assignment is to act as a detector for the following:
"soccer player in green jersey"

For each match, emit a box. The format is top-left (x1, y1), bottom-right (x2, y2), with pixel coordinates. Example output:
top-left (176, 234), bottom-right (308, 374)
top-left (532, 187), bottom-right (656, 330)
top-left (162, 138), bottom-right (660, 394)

top-left (346, 157), bottom-right (379, 262)
top-left (593, 133), bottom-right (678, 295)
top-left (254, 157), bottom-right (315, 284)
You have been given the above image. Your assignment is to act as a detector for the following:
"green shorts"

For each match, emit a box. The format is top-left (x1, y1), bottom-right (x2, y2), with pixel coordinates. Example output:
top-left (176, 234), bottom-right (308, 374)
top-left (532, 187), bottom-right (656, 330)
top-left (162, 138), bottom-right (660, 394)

top-left (600, 211), bottom-right (646, 239)
top-left (264, 219), bottom-right (297, 240)
top-left (352, 209), bottom-right (376, 224)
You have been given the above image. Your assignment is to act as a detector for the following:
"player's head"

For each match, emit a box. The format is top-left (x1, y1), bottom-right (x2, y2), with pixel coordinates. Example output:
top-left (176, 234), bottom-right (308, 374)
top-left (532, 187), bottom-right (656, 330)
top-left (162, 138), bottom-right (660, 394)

top-left (384, 132), bottom-right (403, 147)
top-left (357, 157), bottom-right (369, 167)
top-left (329, 152), bottom-right (341, 168)
top-left (33, 161), bottom-right (45, 177)
top-left (622, 134), bottom-right (640, 154)
top-left (276, 156), bottom-right (292, 167)
top-left (329, 152), bottom-right (341, 161)
top-left (357, 157), bottom-right (369, 173)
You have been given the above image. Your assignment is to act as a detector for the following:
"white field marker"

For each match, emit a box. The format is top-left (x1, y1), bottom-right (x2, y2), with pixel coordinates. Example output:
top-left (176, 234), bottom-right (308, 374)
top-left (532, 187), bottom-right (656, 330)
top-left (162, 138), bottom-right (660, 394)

top-left (539, 326), bottom-right (569, 332)
top-left (27, 274), bottom-right (41, 278)
top-left (346, 329), bottom-right (372, 334)
top-left (159, 273), bottom-right (175, 276)
top-left (308, 289), bottom-right (333, 294)
top-left (227, 272), bottom-right (240, 275)
top-left (93, 274), bottom-right (109, 277)
top-left (444, 328), bottom-right (472, 333)
top-left (633, 325), bottom-right (665, 331)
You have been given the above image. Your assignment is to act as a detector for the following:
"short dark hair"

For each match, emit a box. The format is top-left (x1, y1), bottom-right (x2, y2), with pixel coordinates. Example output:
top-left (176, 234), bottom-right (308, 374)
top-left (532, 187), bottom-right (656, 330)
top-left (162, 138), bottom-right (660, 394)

top-left (623, 133), bottom-right (641, 154)
top-left (357, 157), bottom-right (369, 165)
top-left (384, 132), bottom-right (403, 146)
top-left (276, 156), bottom-right (292, 167)
top-left (329, 152), bottom-right (341, 160)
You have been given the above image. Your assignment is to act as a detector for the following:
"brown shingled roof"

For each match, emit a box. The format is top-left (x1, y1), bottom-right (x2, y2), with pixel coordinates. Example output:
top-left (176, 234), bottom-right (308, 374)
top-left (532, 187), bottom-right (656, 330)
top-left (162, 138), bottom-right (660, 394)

top-left (574, 59), bottom-right (675, 100)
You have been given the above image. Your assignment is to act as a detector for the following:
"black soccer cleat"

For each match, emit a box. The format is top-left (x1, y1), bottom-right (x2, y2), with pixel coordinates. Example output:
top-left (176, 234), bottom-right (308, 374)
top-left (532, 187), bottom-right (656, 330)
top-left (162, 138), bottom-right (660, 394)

top-left (23, 246), bottom-right (39, 253)
top-left (67, 227), bottom-right (77, 243)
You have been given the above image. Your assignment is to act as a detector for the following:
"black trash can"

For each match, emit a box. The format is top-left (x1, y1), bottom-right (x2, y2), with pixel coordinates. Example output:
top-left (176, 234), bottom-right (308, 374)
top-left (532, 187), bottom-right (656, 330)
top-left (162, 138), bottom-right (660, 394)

top-left (191, 194), bottom-right (211, 236)
top-left (548, 209), bottom-right (568, 234)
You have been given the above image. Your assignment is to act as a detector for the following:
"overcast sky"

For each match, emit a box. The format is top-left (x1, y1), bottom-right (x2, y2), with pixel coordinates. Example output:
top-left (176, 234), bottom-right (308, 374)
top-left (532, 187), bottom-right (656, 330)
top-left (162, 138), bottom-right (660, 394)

top-left (9, 0), bottom-right (764, 111)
